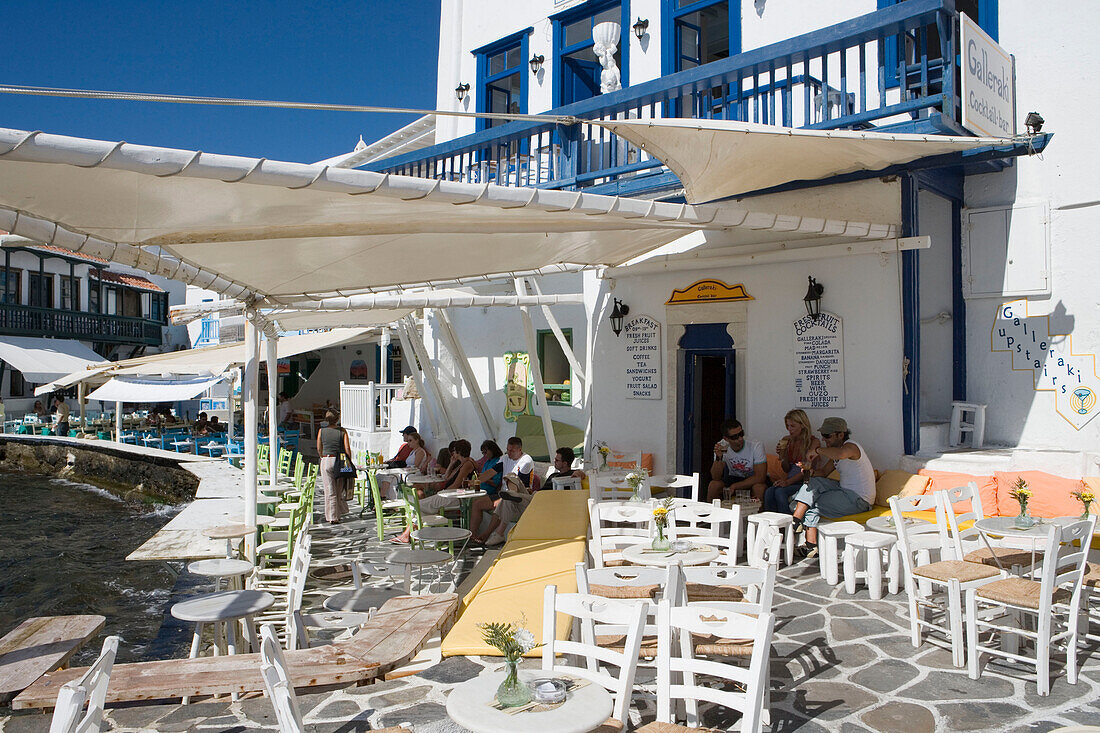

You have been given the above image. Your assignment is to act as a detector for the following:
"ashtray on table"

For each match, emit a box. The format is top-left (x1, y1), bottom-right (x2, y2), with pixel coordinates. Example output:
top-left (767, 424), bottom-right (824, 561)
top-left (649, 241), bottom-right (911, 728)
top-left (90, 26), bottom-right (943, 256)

top-left (670, 540), bottom-right (693, 553)
top-left (530, 678), bottom-right (568, 703)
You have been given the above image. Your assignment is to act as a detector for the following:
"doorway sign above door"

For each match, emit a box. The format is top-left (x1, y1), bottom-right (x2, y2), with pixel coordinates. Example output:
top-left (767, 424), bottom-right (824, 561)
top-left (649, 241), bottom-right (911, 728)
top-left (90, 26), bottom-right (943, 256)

top-left (624, 315), bottom-right (661, 400)
top-left (666, 280), bottom-right (753, 305)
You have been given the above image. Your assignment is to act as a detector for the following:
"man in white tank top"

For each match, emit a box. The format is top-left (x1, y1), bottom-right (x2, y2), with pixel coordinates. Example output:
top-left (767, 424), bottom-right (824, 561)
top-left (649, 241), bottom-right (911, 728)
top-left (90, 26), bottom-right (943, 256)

top-left (788, 417), bottom-right (875, 558)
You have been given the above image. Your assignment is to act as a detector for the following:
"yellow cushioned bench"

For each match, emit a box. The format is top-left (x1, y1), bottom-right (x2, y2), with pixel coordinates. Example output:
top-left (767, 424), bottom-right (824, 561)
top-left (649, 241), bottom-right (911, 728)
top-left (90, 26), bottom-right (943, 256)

top-left (442, 490), bottom-right (591, 657)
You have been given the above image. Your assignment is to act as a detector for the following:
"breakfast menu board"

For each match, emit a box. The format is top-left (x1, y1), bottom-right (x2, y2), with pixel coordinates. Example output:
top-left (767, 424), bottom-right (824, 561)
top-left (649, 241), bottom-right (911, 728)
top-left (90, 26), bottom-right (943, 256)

top-left (624, 315), bottom-right (662, 399)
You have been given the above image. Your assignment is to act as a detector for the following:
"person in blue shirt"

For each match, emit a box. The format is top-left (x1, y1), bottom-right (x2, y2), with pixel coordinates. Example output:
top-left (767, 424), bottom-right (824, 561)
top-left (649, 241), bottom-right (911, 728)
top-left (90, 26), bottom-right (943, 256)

top-left (470, 440), bottom-right (504, 541)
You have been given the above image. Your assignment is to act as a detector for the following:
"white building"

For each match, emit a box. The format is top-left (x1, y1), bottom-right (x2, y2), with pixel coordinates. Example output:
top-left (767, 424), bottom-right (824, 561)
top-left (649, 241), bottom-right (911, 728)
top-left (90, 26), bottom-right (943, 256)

top-left (341, 0), bottom-right (1097, 476)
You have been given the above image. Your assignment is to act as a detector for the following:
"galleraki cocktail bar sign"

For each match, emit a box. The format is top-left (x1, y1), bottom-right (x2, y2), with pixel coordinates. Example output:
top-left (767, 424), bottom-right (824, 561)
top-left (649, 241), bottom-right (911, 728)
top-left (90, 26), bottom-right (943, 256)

top-left (961, 12), bottom-right (1015, 138)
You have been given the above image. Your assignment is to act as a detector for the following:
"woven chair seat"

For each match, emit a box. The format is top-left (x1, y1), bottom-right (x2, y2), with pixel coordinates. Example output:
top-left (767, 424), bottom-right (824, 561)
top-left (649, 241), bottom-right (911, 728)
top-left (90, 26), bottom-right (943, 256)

top-left (964, 546), bottom-right (1036, 568)
top-left (976, 577), bottom-right (1071, 610)
top-left (912, 560), bottom-right (1000, 584)
top-left (1082, 562), bottom-right (1100, 588)
top-left (597, 633), bottom-right (659, 656)
top-left (589, 583), bottom-right (661, 600)
top-left (685, 583), bottom-right (745, 604)
top-left (637, 722), bottom-right (721, 733)
top-left (692, 634), bottom-right (755, 657)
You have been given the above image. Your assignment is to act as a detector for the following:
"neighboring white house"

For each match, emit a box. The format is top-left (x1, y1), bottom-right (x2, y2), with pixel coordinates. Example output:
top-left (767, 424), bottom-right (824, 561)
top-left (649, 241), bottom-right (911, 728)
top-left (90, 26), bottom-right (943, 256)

top-left (341, 0), bottom-right (1098, 477)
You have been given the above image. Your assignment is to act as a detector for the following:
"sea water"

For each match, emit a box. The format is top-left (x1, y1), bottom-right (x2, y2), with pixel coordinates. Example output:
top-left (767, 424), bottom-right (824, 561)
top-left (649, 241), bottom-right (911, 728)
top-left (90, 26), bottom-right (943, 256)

top-left (0, 471), bottom-right (193, 664)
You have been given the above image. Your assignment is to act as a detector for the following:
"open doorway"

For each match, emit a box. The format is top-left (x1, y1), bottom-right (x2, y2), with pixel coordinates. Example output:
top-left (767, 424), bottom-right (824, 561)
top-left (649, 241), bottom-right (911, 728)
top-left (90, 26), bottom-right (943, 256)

top-left (679, 323), bottom-right (737, 475)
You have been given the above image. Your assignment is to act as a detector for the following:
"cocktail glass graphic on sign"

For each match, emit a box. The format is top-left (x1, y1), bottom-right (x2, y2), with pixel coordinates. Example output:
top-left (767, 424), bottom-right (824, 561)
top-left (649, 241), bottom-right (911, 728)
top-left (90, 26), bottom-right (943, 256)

top-left (503, 351), bottom-right (534, 423)
top-left (991, 300), bottom-right (1100, 430)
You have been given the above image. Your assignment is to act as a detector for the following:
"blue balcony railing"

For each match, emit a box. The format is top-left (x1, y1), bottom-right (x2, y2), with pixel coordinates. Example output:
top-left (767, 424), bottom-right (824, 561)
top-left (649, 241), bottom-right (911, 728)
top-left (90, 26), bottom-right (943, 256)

top-left (0, 303), bottom-right (162, 345)
top-left (370, 0), bottom-right (963, 197)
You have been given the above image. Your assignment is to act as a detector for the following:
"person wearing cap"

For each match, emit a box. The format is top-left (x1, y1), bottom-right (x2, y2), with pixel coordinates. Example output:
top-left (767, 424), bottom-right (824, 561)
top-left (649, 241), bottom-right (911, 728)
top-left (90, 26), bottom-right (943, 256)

top-left (385, 426), bottom-right (418, 468)
top-left (789, 417), bottom-right (876, 558)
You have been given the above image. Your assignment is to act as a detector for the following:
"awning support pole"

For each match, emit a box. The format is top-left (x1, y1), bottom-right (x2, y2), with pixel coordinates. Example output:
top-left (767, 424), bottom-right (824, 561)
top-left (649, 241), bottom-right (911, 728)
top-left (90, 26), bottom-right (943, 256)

top-left (242, 310), bottom-right (259, 561)
top-left (77, 382), bottom-right (86, 431)
top-left (515, 278), bottom-right (557, 460)
top-left (435, 308), bottom-right (497, 442)
top-left (114, 401), bottom-right (122, 443)
top-left (582, 277), bottom-right (604, 465)
top-left (396, 316), bottom-right (451, 441)
top-left (227, 369), bottom-right (238, 446)
top-left (265, 330), bottom-right (279, 483)
top-left (528, 277), bottom-right (586, 385)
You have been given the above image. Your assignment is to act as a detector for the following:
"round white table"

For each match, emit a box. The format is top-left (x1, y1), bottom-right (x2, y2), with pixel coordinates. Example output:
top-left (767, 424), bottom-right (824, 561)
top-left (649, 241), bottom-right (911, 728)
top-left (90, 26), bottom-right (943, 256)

top-left (621, 540), bottom-right (720, 567)
top-left (386, 547), bottom-right (453, 592)
top-left (187, 558), bottom-right (254, 591)
top-left (446, 669), bottom-right (613, 733)
top-left (171, 589), bottom-right (274, 657)
top-left (866, 515), bottom-right (931, 534)
top-left (973, 516), bottom-right (1067, 573)
top-left (436, 488), bottom-right (484, 528)
top-left (407, 473), bottom-right (441, 486)
top-left (323, 586), bottom-right (405, 612)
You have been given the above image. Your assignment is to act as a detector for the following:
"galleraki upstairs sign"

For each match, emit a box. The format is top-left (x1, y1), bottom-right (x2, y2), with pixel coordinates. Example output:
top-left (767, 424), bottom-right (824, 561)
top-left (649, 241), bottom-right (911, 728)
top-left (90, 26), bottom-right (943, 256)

top-left (961, 12), bottom-right (1015, 138)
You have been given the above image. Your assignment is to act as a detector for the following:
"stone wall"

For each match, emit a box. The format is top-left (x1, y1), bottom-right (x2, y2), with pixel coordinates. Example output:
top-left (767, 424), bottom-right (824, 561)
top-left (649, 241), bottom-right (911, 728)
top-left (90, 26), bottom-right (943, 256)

top-left (0, 437), bottom-right (199, 504)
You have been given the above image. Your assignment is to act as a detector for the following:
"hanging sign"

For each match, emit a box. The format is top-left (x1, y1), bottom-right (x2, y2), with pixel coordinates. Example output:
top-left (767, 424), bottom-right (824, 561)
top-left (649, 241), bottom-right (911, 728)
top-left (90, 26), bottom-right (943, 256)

top-left (992, 300), bottom-right (1099, 430)
top-left (624, 315), bottom-right (662, 400)
top-left (961, 12), bottom-right (1015, 137)
top-left (666, 279), bottom-right (753, 305)
top-left (793, 312), bottom-right (845, 409)
top-left (502, 351), bottom-right (534, 422)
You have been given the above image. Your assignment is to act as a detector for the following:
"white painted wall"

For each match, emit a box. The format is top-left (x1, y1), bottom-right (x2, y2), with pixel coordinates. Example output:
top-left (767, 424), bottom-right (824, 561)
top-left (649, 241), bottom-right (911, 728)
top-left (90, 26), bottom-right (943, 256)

top-left (590, 250), bottom-right (906, 474)
top-left (961, 0), bottom-right (1100, 462)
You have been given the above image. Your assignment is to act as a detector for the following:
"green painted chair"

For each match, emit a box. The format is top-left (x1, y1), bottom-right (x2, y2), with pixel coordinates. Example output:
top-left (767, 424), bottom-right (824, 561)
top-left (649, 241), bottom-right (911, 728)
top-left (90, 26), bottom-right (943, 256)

top-left (276, 447), bottom-right (294, 479)
top-left (256, 497), bottom-right (311, 579)
top-left (398, 484), bottom-right (454, 552)
top-left (258, 444), bottom-right (270, 475)
top-left (368, 468), bottom-right (406, 541)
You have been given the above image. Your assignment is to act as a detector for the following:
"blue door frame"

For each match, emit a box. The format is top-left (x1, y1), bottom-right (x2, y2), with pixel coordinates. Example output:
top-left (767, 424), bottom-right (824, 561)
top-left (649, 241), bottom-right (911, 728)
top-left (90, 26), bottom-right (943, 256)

top-left (679, 323), bottom-right (737, 474)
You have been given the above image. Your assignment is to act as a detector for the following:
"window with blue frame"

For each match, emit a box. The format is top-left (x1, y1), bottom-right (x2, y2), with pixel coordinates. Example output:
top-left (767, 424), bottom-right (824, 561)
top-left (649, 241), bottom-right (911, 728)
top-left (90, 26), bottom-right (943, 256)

top-left (880, 0), bottom-right (997, 89)
top-left (475, 30), bottom-right (529, 130)
top-left (552, 1), bottom-right (627, 107)
top-left (663, 0), bottom-right (740, 118)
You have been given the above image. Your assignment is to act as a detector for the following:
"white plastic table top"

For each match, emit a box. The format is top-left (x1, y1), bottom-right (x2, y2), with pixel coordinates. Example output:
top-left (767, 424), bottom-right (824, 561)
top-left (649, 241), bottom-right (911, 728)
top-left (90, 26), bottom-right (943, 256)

top-left (445, 669), bottom-right (613, 733)
top-left (323, 587), bottom-right (405, 612)
top-left (866, 515), bottom-right (932, 534)
top-left (621, 540), bottom-right (720, 567)
top-left (974, 516), bottom-right (1069, 538)
top-left (170, 589), bottom-right (274, 622)
top-left (186, 558), bottom-right (255, 578)
top-left (386, 548), bottom-right (453, 566)
top-left (407, 473), bottom-right (441, 485)
top-left (204, 524), bottom-right (256, 540)
top-left (414, 526), bottom-right (472, 542)
top-left (437, 489), bottom-right (484, 500)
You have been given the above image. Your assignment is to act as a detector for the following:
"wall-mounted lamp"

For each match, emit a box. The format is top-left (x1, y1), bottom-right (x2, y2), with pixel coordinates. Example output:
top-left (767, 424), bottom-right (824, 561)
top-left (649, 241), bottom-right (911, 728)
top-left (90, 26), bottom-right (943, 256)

top-left (455, 82), bottom-right (470, 102)
top-left (632, 17), bottom-right (650, 40)
top-left (803, 276), bottom-right (824, 321)
top-left (529, 53), bottom-right (545, 74)
top-left (1025, 111), bottom-right (1044, 135)
top-left (610, 298), bottom-right (630, 336)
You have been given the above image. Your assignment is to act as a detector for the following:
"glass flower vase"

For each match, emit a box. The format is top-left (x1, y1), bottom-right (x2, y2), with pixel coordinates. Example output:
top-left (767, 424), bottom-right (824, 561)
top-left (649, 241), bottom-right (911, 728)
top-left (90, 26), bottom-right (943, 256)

top-left (495, 659), bottom-right (531, 708)
top-left (1014, 502), bottom-right (1035, 529)
top-left (651, 524), bottom-right (670, 551)
top-left (628, 484), bottom-right (644, 502)
top-left (1081, 501), bottom-right (1093, 521)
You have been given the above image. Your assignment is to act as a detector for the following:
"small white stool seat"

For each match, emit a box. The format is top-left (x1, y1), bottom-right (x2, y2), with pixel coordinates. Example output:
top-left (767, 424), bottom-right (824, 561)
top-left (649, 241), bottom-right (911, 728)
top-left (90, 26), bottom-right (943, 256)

top-left (746, 512), bottom-right (796, 566)
top-left (816, 521), bottom-right (866, 586)
top-left (843, 531), bottom-right (900, 600)
top-left (187, 558), bottom-right (255, 591)
top-left (949, 401), bottom-right (987, 449)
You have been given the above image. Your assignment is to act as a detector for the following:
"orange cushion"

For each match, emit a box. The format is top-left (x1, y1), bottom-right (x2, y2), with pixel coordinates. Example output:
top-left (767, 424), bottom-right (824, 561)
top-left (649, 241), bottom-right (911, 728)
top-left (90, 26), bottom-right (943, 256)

top-left (766, 454), bottom-right (786, 483)
top-left (919, 469), bottom-right (998, 516)
top-left (606, 452), bottom-right (655, 473)
top-left (994, 470), bottom-right (1086, 519)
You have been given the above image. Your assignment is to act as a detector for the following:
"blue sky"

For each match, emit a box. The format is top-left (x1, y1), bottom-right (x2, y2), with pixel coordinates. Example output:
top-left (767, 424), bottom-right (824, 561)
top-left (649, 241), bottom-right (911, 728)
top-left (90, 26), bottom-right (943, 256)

top-left (1, 1), bottom-right (441, 163)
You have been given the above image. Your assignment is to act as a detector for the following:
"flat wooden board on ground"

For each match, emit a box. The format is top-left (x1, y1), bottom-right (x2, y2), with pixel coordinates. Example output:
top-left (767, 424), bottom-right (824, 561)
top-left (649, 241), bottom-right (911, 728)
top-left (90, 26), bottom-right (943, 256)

top-left (12, 594), bottom-right (457, 709)
top-left (0, 615), bottom-right (106, 703)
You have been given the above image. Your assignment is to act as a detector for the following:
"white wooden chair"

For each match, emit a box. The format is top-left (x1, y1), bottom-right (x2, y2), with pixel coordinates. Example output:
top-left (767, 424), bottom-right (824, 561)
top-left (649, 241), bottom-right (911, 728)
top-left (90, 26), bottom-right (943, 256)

top-left (592, 473), bottom-right (652, 502)
top-left (966, 517), bottom-right (1096, 695)
top-left (259, 624), bottom-right (305, 733)
top-left (542, 585), bottom-right (649, 726)
top-left (940, 482), bottom-right (1038, 572)
top-left (673, 563), bottom-right (776, 613)
top-left (747, 522), bottom-right (784, 568)
top-left (669, 500), bottom-right (741, 566)
top-left (644, 600), bottom-right (774, 733)
top-left (890, 492), bottom-right (1002, 667)
top-left (48, 636), bottom-right (120, 733)
top-left (651, 473), bottom-right (701, 502)
top-left (588, 499), bottom-right (655, 568)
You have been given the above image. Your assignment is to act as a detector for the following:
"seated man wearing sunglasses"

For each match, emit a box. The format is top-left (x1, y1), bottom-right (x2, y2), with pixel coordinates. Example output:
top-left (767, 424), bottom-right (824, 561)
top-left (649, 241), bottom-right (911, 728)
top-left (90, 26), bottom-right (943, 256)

top-left (706, 419), bottom-right (768, 502)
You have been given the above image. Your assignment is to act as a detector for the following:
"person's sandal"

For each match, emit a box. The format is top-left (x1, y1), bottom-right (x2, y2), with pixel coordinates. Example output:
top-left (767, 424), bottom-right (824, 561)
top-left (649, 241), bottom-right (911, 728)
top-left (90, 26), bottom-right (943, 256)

top-left (792, 517), bottom-right (805, 535)
top-left (795, 541), bottom-right (818, 560)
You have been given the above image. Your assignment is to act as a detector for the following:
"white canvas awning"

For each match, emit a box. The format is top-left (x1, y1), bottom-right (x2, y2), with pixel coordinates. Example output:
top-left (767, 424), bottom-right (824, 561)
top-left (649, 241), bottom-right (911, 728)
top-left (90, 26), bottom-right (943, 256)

top-left (591, 118), bottom-right (1015, 204)
top-left (36, 327), bottom-right (375, 395)
top-left (0, 336), bottom-right (106, 383)
top-left (0, 128), bottom-right (898, 304)
top-left (87, 374), bottom-right (227, 403)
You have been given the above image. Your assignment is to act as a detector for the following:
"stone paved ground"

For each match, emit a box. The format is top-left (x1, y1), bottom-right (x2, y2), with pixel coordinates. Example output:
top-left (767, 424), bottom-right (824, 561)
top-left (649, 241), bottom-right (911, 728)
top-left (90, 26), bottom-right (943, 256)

top-left (4, 512), bottom-right (1098, 732)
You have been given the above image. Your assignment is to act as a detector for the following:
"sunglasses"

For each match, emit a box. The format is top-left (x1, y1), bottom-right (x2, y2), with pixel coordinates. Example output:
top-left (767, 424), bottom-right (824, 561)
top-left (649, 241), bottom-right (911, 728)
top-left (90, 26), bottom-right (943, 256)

top-left (726, 431), bottom-right (745, 440)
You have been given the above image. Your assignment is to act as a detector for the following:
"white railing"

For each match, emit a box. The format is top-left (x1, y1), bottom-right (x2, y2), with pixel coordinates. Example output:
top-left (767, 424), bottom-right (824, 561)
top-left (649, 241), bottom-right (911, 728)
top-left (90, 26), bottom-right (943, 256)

top-left (340, 381), bottom-right (403, 432)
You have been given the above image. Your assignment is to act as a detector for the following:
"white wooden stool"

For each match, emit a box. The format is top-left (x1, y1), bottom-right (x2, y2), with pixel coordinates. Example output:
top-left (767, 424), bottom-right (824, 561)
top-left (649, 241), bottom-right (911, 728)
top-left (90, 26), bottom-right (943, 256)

top-left (842, 531), bottom-right (900, 600)
top-left (746, 512), bottom-right (796, 566)
top-left (815, 521), bottom-right (865, 586)
top-left (949, 401), bottom-right (986, 448)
